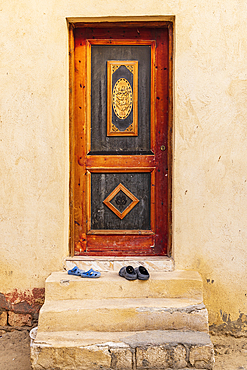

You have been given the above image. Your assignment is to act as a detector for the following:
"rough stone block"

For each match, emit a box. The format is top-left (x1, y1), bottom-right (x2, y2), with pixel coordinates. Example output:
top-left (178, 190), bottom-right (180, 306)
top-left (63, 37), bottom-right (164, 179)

top-left (136, 344), bottom-right (188, 369)
top-left (189, 344), bottom-right (214, 369)
top-left (0, 311), bottom-right (7, 326)
top-left (31, 345), bottom-right (112, 370)
top-left (172, 344), bottom-right (188, 368)
top-left (0, 293), bottom-right (11, 311)
top-left (31, 330), bottom-right (214, 370)
top-left (136, 346), bottom-right (170, 369)
top-left (110, 347), bottom-right (133, 369)
top-left (8, 311), bottom-right (32, 327)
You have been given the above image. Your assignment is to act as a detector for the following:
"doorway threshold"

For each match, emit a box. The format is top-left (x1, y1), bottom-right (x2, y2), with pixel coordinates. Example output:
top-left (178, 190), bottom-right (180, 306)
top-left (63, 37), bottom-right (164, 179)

top-left (65, 256), bottom-right (174, 272)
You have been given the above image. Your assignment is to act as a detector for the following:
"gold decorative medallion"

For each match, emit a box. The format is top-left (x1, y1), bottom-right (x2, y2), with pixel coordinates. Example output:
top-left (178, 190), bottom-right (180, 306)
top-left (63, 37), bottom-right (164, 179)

top-left (107, 61), bottom-right (138, 136)
top-left (113, 78), bottom-right (133, 120)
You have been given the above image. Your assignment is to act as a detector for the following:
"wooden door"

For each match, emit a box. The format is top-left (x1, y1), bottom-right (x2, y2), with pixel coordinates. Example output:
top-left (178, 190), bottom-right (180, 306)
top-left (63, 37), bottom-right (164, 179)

top-left (70, 22), bottom-right (173, 256)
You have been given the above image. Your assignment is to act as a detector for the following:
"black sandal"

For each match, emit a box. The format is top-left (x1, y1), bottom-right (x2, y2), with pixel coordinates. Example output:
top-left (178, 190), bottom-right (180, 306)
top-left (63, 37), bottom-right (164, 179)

top-left (135, 266), bottom-right (150, 280)
top-left (119, 266), bottom-right (138, 280)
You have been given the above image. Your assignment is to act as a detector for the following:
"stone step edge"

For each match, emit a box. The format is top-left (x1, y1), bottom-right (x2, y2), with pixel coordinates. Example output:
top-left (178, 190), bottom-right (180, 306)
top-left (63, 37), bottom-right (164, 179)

top-left (45, 270), bottom-right (203, 301)
top-left (33, 329), bottom-right (212, 347)
top-left (38, 300), bottom-right (209, 333)
top-left (31, 330), bottom-right (214, 370)
top-left (47, 269), bottom-right (203, 282)
top-left (41, 298), bottom-right (205, 311)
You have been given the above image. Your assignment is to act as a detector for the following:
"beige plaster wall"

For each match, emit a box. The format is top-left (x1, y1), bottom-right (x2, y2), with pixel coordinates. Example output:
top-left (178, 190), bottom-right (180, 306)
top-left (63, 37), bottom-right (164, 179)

top-left (1, 0), bottom-right (247, 327)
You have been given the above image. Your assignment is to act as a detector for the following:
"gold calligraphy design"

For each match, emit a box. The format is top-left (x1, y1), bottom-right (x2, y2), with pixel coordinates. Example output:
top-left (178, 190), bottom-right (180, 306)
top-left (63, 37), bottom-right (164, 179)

top-left (112, 78), bottom-right (133, 120)
top-left (125, 65), bottom-right (134, 73)
top-left (111, 123), bottom-right (120, 132)
top-left (125, 123), bottom-right (134, 132)
top-left (112, 65), bottom-right (120, 73)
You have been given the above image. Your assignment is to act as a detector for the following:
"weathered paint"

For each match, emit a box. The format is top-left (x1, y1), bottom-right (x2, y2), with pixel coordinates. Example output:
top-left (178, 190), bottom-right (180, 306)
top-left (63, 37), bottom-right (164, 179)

top-left (210, 312), bottom-right (247, 337)
top-left (0, 289), bottom-right (45, 322)
top-left (1, 1), bottom-right (247, 332)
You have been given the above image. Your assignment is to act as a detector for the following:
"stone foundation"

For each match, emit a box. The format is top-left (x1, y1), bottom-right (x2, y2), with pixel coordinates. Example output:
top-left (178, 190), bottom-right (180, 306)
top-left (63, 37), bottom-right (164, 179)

top-left (31, 330), bottom-right (214, 370)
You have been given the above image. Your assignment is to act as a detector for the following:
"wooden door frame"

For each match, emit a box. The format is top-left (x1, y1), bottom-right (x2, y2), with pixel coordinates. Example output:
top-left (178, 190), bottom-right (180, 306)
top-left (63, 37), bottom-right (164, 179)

top-left (68, 18), bottom-right (174, 257)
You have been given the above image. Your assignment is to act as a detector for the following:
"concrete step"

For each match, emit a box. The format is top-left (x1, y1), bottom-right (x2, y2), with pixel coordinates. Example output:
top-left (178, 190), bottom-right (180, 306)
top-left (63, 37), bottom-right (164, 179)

top-left (31, 329), bottom-right (214, 370)
top-left (38, 298), bottom-right (209, 333)
top-left (45, 270), bottom-right (203, 301)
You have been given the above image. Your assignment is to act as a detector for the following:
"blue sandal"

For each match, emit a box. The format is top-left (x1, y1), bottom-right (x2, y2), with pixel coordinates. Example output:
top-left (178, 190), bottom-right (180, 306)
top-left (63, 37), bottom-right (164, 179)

top-left (80, 268), bottom-right (101, 278)
top-left (68, 266), bottom-right (84, 276)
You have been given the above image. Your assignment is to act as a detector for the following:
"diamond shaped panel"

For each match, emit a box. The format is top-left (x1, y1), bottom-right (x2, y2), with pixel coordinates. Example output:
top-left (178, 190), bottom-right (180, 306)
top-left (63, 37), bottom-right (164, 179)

top-left (110, 190), bottom-right (132, 213)
top-left (103, 183), bottom-right (139, 220)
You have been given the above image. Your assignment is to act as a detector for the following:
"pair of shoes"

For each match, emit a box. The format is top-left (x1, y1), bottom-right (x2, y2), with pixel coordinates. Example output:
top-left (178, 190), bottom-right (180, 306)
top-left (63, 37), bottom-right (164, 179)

top-left (119, 265), bottom-right (149, 281)
top-left (68, 266), bottom-right (101, 278)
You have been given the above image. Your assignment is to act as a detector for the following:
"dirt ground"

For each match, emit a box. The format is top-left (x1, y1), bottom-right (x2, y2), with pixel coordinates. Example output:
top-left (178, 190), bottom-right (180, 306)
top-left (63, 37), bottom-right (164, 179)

top-left (0, 329), bottom-right (32, 370)
top-left (0, 329), bottom-right (247, 370)
top-left (211, 334), bottom-right (247, 370)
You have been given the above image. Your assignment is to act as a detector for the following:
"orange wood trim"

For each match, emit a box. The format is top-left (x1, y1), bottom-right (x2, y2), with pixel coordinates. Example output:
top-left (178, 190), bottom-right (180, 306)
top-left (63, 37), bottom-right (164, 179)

top-left (85, 155), bottom-right (155, 168)
top-left (107, 61), bottom-right (112, 135)
top-left (150, 169), bottom-right (156, 232)
top-left (133, 61), bottom-right (138, 136)
top-left (107, 60), bottom-right (138, 136)
top-left (150, 41), bottom-right (156, 152)
top-left (88, 39), bottom-right (155, 45)
top-left (69, 23), bottom-right (75, 256)
top-left (73, 21), bottom-right (173, 29)
top-left (167, 22), bottom-right (173, 257)
top-left (86, 170), bottom-right (91, 233)
top-left (86, 41), bottom-right (91, 153)
top-left (81, 40), bottom-right (88, 251)
top-left (88, 230), bottom-right (155, 235)
top-left (87, 169), bottom-right (155, 233)
top-left (71, 29), bottom-right (89, 255)
top-left (71, 23), bottom-right (174, 257)
top-left (87, 167), bottom-right (155, 173)
top-left (82, 234), bottom-right (157, 256)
